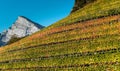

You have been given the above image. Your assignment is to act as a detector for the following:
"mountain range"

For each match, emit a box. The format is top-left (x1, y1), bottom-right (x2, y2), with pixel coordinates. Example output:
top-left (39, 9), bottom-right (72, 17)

top-left (0, 16), bottom-right (44, 46)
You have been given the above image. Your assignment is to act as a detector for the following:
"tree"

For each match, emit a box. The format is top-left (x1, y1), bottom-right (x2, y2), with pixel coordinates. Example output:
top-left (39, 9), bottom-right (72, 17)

top-left (71, 0), bottom-right (96, 13)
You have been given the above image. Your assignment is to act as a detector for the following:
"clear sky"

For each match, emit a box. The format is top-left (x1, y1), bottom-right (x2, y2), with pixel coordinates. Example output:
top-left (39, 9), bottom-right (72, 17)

top-left (0, 0), bottom-right (74, 33)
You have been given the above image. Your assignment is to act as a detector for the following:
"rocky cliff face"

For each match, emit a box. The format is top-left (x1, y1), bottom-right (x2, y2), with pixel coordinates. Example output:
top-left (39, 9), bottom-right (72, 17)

top-left (71, 0), bottom-right (95, 13)
top-left (0, 16), bottom-right (44, 46)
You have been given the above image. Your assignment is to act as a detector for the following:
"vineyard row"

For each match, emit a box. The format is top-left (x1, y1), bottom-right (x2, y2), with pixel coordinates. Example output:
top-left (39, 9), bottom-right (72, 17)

top-left (0, 47), bottom-right (119, 64)
top-left (2, 61), bottom-right (120, 70)
top-left (7, 34), bottom-right (115, 53)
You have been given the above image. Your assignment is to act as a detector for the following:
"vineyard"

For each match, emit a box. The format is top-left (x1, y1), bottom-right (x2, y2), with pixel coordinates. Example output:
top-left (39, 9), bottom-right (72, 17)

top-left (0, 0), bottom-right (120, 70)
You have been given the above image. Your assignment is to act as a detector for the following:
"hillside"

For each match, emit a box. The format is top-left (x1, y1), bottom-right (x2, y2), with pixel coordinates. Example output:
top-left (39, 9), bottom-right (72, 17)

top-left (0, 0), bottom-right (120, 70)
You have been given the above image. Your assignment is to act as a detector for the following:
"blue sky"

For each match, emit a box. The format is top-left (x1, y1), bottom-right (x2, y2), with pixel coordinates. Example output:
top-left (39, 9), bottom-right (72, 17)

top-left (0, 0), bottom-right (74, 33)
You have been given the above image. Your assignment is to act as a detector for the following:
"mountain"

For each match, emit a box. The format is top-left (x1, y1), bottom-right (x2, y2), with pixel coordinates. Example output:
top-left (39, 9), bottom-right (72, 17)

top-left (0, 0), bottom-right (120, 70)
top-left (0, 16), bottom-right (44, 46)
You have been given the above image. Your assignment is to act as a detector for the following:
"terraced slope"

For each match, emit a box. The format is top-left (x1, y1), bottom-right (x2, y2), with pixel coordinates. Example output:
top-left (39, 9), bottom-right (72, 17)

top-left (0, 0), bottom-right (120, 71)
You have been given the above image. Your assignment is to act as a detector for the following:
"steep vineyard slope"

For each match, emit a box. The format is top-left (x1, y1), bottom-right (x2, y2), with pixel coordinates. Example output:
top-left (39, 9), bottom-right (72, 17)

top-left (0, 0), bottom-right (120, 70)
